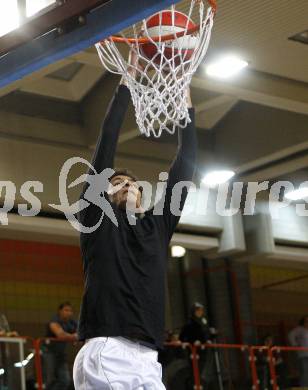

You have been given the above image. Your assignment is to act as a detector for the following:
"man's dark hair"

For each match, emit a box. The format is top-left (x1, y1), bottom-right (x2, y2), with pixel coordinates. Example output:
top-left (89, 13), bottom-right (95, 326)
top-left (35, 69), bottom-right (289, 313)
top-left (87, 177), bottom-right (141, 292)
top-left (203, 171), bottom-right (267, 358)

top-left (111, 168), bottom-right (139, 182)
top-left (111, 168), bottom-right (143, 193)
top-left (58, 302), bottom-right (72, 311)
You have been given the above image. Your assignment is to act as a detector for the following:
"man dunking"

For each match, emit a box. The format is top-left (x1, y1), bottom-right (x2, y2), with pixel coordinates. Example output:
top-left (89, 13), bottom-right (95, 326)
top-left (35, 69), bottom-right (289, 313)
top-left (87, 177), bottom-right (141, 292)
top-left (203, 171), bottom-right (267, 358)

top-left (73, 51), bottom-right (197, 389)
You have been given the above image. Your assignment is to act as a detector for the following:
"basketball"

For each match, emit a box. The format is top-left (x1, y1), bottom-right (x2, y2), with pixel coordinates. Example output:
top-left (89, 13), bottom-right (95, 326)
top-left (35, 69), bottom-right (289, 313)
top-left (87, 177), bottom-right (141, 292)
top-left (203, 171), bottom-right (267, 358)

top-left (140, 10), bottom-right (198, 66)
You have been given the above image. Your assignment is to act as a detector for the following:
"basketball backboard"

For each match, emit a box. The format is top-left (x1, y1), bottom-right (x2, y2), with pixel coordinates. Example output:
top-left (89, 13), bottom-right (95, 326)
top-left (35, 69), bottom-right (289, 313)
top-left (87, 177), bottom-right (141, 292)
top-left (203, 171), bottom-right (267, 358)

top-left (0, 0), bottom-right (180, 88)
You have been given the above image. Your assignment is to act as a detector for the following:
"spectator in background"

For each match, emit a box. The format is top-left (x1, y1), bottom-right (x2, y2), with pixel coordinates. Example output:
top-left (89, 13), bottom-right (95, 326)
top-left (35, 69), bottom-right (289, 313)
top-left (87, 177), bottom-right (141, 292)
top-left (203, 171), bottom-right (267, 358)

top-left (160, 330), bottom-right (193, 390)
top-left (44, 302), bottom-right (78, 390)
top-left (257, 334), bottom-right (287, 390)
top-left (0, 313), bottom-right (18, 337)
top-left (179, 302), bottom-right (211, 344)
top-left (288, 315), bottom-right (308, 387)
top-left (180, 303), bottom-right (222, 387)
top-left (0, 314), bottom-right (19, 389)
top-left (166, 330), bottom-right (181, 344)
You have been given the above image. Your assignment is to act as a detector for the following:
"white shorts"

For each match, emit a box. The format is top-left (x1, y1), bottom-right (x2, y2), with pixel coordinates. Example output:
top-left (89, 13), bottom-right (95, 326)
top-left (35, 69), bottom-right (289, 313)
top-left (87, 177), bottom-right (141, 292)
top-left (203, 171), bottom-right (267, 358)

top-left (73, 336), bottom-right (166, 390)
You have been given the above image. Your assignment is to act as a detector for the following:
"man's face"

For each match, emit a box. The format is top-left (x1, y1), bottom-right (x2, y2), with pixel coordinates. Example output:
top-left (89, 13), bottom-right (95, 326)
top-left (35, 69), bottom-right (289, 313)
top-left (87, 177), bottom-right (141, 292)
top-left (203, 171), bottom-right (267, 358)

top-left (194, 307), bottom-right (204, 318)
top-left (109, 175), bottom-right (142, 210)
top-left (59, 305), bottom-right (73, 321)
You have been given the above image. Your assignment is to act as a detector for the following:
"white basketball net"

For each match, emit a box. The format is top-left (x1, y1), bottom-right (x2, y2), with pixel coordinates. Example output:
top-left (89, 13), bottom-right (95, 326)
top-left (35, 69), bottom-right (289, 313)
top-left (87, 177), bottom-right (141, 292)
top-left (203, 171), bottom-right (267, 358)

top-left (96, 0), bottom-right (215, 138)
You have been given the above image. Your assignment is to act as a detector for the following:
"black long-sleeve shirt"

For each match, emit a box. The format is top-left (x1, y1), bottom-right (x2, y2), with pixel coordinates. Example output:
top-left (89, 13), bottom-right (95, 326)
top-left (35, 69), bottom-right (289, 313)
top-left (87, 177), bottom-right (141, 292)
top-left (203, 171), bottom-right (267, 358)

top-left (77, 84), bottom-right (197, 349)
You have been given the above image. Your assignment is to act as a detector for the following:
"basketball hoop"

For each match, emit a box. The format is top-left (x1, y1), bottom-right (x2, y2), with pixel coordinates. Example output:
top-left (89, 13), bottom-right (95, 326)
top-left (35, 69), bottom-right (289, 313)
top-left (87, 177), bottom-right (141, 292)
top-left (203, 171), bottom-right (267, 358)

top-left (96, 0), bottom-right (217, 138)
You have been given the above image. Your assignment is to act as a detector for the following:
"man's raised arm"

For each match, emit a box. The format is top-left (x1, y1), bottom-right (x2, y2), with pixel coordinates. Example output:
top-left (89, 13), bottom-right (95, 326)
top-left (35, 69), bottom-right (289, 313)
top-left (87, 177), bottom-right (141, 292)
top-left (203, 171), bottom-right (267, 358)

top-left (78, 50), bottom-right (142, 227)
top-left (78, 81), bottom-right (130, 226)
top-left (90, 83), bottom-right (130, 175)
top-left (83, 48), bottom-right (140, 184)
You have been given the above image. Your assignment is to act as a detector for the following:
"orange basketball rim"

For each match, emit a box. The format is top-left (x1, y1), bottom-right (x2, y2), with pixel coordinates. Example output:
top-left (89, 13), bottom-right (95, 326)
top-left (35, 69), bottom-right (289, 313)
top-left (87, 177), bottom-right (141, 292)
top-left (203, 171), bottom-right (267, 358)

top-left (103, 0), bottom-right (217, 45)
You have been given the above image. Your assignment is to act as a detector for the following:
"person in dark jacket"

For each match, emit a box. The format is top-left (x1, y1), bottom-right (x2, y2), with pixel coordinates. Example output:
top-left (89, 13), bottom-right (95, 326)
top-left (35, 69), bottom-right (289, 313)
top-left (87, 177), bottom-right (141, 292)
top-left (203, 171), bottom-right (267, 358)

top-left (180, 302), bottom-right (211, 344)
top-left (73, 49), bottom-right (197, 389)
top-left (180, 303), bottom-right (223, 387)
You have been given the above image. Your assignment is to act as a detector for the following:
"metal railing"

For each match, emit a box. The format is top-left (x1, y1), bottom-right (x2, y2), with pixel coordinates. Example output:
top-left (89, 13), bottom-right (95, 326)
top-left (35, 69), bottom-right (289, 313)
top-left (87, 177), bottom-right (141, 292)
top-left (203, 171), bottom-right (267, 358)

top-left (0, 336), bottom-right (34, 390)
top-left (1, 336), bottom-right (307, 390)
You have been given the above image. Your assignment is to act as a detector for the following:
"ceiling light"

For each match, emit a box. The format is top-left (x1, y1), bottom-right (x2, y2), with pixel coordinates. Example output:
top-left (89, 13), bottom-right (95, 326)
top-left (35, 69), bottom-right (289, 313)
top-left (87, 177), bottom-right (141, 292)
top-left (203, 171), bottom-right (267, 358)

top-left (206, 56), bottom-right (248, 79)
top-left (171, 246), bottom-right (186, 258)
top-left (285, 187), bottom-right (308, 201)
top-left (202, 170), bottom-right (235, 188)
top-left (0, 1), bottom-right (19, 37)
